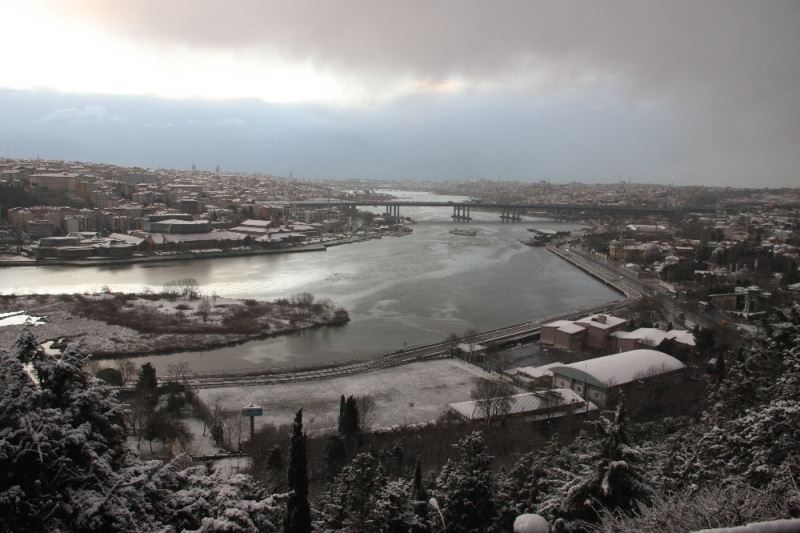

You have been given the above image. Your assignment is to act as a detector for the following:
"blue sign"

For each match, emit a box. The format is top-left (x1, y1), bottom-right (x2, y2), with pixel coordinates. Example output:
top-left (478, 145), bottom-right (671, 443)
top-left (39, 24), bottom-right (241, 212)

top-left (242, 405), bottom-right (263, 417)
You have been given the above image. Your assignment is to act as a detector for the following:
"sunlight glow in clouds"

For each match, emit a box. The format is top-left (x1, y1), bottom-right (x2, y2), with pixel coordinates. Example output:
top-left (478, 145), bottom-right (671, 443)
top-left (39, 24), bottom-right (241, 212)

top-left (0, 2), bottom-right (371, 104)
top-left (0, 1), bottom-right (573, 106)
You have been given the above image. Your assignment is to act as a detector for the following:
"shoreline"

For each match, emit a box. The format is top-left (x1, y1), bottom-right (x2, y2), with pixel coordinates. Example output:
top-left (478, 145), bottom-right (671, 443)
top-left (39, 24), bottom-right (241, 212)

top-left (0, 233), bottom-right (388, 268)
top-left (0, 292), bottom-right (350, 359)
top-left (89, 319), bottom-right (338, 360)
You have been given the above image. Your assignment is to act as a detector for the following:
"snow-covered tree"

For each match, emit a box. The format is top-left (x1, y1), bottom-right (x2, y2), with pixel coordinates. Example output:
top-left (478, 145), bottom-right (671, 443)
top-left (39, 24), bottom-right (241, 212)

top-left (679, 310), bottom-right (800, 490)
top-left (432, 431), bottom-right (498, 533)
top-left (0, 327), bottom-right (286, 532)
top-left (557, 399), bottom-right (652, 522)
top-left (285, 409), bottom-right (311, 533)
top-left (0, 328), bottom-right (129, 531)
top-left (314, 452), bottom-right (421, 533)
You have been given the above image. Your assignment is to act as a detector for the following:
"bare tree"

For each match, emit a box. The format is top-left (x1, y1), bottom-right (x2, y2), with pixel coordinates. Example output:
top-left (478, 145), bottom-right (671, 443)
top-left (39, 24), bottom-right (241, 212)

top-left (356, 395), bottom-right (377, 431)
top-left (163, 278), bottom-right (200, 299)
top-left (166, 361), bottom-right (191, 383)
top-left (221, 411), bottom-right (246, 452)
top-left (292, 292), bottom-right (315, 307)
top-left (470, 378), bottom-right (516, 424)
top-left (115, 359), bottom-right (137, 388)
top-left (198, 296), bottom-right (212, 322)
top-left (463, 328), bottom-right (479, 362)
top-left (446, 333), bottom-right (460, 356)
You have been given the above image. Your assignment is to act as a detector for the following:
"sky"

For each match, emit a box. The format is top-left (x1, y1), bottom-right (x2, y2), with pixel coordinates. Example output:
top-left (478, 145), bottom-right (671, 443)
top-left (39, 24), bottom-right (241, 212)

top-left (0, 1), bottom-right (798, 186)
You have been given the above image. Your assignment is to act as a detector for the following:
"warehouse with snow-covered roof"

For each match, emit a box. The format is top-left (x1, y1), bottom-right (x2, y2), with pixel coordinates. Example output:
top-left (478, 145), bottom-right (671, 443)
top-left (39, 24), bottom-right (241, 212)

top-left (448, 388), bottom-right (596, 422)
top-left (549, 349), bottom-right (687, 407)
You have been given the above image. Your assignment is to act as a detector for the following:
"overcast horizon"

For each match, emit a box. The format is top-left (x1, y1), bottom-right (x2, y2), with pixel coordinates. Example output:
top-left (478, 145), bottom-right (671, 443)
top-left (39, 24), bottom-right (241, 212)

top-left (1, 1), bottom-right (799, 187)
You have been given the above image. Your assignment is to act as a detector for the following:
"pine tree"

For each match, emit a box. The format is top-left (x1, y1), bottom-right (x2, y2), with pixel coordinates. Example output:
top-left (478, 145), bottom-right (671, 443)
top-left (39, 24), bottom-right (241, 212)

top-left (315, 452), bottom-right (422, 532)
top-left (433, 431), bottom-right (498, 533)
top-left (559, 399), bottom-right (652, 522)
top-left (135, 362), bottom-right (158, 393)
top-left (285, 409), bottom-right (311, 533)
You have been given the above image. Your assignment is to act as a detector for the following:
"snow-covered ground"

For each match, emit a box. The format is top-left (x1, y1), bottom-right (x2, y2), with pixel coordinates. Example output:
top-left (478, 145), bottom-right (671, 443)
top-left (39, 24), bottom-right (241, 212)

top-left (183, 417), bottom-right (226, 457)
top-left (197, 359), bottom-right (513, 433)
top-left (211, 456), bottom-right (252, 475)
top-left (0, 292), bottom-right (343, 358)
top-left (0, 310), bottom-right (44, 327)
top-left (126, 417), bottom-right (226, 458)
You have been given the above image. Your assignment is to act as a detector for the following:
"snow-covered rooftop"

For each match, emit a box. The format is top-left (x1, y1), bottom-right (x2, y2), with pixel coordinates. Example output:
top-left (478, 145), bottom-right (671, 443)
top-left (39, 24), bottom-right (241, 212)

top-left (149, 231), bottom-right (246, 244)
top-left (240, 219), bottom-right (272, 228)
top-left (576, 314), bottom-right (627, 330)
top-left (542, 319), bottom-right (574, 328)
top-left (448, 388), bottom-right (595, 421)
top-left (611, 328), bottom-right (696, 347)
top-left (511, 362), bottom-right (563, 379)
top-left (550, 349), bottom-right (686, 388)
top-left (558, 323), bottom-right (586, 334)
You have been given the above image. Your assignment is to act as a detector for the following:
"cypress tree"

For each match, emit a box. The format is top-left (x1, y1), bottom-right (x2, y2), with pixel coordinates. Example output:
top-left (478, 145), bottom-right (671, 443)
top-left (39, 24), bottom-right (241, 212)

top-left (412, 458), bottom-right (426, 501)
top-left (285, 409), bottom-right (311, 533)
top-left (338, 394), bottom-right (346, 434)
top-left (341, 395), bottom-right (360, 442)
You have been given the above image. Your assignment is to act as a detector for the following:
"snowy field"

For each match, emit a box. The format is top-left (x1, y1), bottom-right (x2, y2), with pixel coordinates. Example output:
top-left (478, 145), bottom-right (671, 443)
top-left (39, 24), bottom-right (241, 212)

top-left (197, 359), bottom-right (511, 433)
top-left (182, 417), bottom-right (226, 456)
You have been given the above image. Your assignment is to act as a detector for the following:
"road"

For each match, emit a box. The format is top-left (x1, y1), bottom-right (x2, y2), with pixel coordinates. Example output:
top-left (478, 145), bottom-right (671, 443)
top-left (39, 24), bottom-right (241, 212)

top-left (565, 244), bottom-right (734, 332)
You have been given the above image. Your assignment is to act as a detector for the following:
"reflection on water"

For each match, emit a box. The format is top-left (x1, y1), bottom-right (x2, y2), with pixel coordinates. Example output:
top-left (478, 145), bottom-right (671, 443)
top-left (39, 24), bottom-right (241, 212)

top-left (0, 191), bottom-right (620, 373)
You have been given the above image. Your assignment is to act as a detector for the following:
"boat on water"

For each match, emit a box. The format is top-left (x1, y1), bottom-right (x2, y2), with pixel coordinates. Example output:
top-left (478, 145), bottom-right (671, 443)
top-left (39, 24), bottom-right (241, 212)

top-left (450, 228), bottom-right (477, 236)
top-left (521, 237), bottom-right (546, 246)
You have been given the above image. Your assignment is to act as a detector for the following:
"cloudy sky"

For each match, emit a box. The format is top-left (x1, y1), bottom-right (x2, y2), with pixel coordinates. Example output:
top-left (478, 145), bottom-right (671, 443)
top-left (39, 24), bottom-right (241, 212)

top-left (1, 1), bottom-right (798, 186)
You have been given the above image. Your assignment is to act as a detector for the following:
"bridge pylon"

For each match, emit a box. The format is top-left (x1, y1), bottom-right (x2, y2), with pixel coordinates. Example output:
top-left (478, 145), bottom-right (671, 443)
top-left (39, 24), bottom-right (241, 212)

top-left (499, 207), bottom-right (522, 222)
top-left (451, 204), bottom-right (472, 221)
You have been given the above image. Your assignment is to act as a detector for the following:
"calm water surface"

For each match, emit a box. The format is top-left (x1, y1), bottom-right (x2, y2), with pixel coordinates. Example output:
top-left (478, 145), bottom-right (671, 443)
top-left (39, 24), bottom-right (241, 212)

top-left (0, 191), bottom-right (620, 373)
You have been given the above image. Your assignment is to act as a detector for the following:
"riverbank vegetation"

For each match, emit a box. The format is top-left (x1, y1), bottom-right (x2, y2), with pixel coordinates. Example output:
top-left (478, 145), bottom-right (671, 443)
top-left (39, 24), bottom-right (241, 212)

top-left (0, 281), bottom-right (349, 357)
top-left (2, 302), bottom-right (799, 531)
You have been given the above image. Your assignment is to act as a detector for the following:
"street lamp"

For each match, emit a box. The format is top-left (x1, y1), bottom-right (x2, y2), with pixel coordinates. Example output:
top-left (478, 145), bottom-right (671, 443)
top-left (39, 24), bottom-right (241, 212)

top-left (428, 497), bottom-right (446, 532)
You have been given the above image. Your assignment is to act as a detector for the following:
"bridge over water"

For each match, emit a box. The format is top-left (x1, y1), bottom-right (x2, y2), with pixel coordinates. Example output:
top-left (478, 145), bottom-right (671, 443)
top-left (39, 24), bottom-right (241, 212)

top-left (284, 200), bottom-right (716, 221)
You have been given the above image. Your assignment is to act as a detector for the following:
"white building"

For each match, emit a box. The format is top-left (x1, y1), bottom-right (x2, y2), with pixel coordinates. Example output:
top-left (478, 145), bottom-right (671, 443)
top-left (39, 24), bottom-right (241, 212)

top-left (550, 349), bottom-right (686, 407)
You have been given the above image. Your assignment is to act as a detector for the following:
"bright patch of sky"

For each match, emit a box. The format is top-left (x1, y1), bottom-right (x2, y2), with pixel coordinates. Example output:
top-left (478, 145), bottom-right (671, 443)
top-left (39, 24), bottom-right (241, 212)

top-left (0, 2), bottom-right (365, 104)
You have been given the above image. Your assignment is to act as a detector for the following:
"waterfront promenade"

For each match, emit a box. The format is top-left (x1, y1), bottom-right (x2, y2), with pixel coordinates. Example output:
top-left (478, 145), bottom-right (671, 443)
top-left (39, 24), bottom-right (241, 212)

top-left (0, 234), bottom-right (388, 268)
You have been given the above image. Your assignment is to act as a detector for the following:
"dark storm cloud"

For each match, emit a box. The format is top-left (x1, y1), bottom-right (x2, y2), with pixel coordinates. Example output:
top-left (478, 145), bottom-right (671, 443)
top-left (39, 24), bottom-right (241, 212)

top-left (30, 1), bottom-right (800, 184)
top-left (63, 1), bottom-right (799, 97)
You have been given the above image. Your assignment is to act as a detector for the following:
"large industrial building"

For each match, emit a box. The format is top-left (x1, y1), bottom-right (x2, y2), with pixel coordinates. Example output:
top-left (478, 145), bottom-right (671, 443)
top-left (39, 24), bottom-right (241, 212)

top-left (549, 349), bottom-right (687, 407)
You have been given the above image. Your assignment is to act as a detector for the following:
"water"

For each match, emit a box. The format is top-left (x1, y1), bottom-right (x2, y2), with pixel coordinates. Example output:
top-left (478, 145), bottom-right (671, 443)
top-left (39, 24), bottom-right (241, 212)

top-left (0, 191), bottom-right (620, 373)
